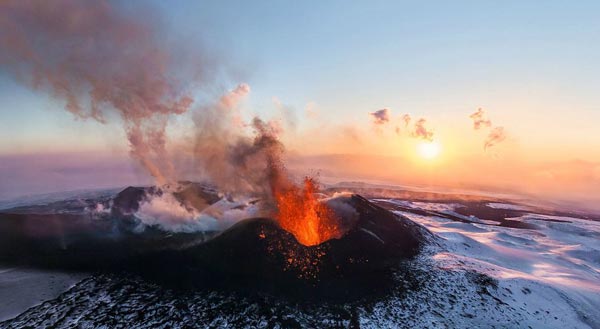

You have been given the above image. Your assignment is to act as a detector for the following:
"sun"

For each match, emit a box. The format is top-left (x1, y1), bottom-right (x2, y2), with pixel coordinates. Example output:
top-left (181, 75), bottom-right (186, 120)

top-left (417, 141), bottom-right (441, 160)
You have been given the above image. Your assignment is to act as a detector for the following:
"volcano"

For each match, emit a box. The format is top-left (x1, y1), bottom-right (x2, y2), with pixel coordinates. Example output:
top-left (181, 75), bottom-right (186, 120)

top-left (132, 193), bottom-right (432, 296)
top-left (3, 184), bottom-right (599, 327)
top-left (0, 183), bottom-right (432, 297)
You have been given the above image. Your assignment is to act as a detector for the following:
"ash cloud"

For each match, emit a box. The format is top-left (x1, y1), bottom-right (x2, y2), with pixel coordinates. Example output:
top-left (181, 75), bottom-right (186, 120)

top-left (193, 85), bottom-right (287, 201)
top-left (0, 0), bottom-right (213, 185)
top-left (0, 1), bottom-right (295, 231)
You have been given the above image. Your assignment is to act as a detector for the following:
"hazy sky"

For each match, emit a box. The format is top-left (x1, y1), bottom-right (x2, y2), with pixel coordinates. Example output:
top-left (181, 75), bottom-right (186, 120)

top-left (2, 0), bottom-right (600, 157)
top-left (0, 1), bottom-right (599, 205)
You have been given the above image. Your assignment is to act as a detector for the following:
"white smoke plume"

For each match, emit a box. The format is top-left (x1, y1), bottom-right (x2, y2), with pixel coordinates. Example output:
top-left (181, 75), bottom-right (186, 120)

top-left (135, 193), bottom-right (204, 233)
top-left (135, 191), bottom-right (263, 233)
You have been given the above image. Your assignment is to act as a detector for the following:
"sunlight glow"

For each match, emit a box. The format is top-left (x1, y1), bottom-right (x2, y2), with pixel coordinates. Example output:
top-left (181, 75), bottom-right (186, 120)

top-left (417, 141), bottom-right (441, 160)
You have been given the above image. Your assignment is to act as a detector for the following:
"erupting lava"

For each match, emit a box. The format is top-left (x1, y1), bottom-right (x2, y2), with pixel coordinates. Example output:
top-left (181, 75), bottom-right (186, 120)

top-left (273, 177), bottom-right (345, 246)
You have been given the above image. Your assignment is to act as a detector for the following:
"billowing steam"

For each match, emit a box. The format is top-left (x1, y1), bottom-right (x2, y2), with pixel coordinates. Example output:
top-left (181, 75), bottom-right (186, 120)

top-left (135, 193), bottom-right (205, 233)
top-left (0, 0), bottom-right (207, 184)
top-left (469, 108), bottom-right (506, 150)
top-left (370, 108), bottom-right (391, 125)
top-left (135, 191), bottom-right (261, 233)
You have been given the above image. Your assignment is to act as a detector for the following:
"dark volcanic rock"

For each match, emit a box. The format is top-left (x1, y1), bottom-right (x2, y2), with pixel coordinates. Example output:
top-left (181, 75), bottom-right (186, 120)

top-left (172, 182), bottom-right (221, 212)
top-left (328, 194), bottom-right (431, 267)
top-left (0, 211), bottom-right (208, 271)
top-left (133, 194), bottom-right (432, 297)
top-left (111, 182), bottom-right (221, 216)
top-left (111, 186), bottom-right (150, 216)
top-left (0, 190), bottom-right (432, 298)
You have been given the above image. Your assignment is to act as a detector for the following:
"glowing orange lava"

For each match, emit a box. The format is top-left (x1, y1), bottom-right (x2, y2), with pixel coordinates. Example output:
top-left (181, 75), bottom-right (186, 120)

top-left (273, 177), bottom-right (345, 246)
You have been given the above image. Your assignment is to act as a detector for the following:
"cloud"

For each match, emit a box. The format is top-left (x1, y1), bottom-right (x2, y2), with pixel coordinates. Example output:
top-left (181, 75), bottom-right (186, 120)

top-left (370, 108), bottom-right (391, 125)
top-left (342, 126), bottom-right (362, 143)
top-left (411, 118), bottom-right (434, 141)
top-left (395, 113), bottom-right (412, 135)
top-left (305, 101), bottom-right (319, 119)
top-left (469, 108), bottom-right (492, 130)
top-left (470, 108), bottom-right (507, 150)
top-left (272, 96), bottom-right (297, 130)
top-left (221, 83), bottom-right (250, 109)
top-left (484, 126), bottom-right (507, 150)
top-left (401, 114), bottom-right (411, 127)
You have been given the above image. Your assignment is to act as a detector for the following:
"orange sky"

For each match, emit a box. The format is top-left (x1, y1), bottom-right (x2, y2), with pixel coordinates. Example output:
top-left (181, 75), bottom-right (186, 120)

top-left (0, 1), bottom-right (599, 211)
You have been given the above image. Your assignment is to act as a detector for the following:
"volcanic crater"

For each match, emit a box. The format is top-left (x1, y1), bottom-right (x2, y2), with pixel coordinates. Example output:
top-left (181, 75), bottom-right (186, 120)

top-left (0, 182), bottom-right (434, 299)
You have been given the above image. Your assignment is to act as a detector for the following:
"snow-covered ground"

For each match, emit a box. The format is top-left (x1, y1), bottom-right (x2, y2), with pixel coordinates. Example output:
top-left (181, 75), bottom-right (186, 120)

top-left (0, 268), bottom-right (86, 322)
top-left (1, 190), bottom-right (599, 328)
top-left (392, 201), bottom-right (600, 328)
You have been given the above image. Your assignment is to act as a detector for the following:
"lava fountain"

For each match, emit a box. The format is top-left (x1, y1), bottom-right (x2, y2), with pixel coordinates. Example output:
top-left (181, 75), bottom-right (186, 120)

top-left (272, 177), bottom-right (346, 246)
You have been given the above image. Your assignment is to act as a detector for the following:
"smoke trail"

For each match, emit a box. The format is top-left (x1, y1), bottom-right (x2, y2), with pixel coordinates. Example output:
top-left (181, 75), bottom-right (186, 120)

top-left (469, 108), bottom-right (492, 130)
top-left (370, 108), bottom-right (391, 125)
top-left (0, 0), bottom-right (210, 184)
top-left (484, 126), bottom-right (507, 150)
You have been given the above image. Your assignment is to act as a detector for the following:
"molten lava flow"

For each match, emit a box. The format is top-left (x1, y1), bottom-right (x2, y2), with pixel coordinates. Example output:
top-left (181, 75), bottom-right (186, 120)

top-left (273, 177), bottom-right (345, 246)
